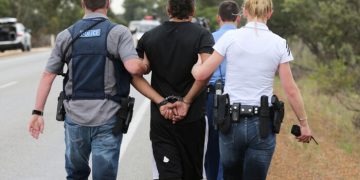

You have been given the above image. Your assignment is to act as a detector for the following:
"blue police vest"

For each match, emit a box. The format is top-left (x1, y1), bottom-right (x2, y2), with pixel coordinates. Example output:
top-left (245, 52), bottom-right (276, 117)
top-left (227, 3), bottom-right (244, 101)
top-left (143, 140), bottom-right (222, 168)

top-left (64, 18), bottom-right (131, 103)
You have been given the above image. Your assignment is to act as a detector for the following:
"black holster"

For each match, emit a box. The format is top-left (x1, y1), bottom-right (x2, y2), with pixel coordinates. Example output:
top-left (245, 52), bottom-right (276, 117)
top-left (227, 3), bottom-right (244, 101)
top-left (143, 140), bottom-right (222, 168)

top-left (112, 97), bottom-right (135, 135)
top-left (213, 93), bottom-right (231, 134)
top-left (56, 91), bottom-right (66, 121)
top-left (271, 95), bottom-right (285, 134)
top-left (259, 96), bottom-right (271, 138)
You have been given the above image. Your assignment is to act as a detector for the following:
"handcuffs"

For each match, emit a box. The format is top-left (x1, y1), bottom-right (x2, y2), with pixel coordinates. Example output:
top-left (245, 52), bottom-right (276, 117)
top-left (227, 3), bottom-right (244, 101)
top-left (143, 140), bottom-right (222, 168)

top-left (157, 95), bottom-right (183, 108)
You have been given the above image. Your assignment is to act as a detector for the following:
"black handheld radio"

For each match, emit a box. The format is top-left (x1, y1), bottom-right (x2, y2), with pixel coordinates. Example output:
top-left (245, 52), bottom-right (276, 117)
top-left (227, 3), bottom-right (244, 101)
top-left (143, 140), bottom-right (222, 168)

top-left (291, 125), bottom-right (319, 145)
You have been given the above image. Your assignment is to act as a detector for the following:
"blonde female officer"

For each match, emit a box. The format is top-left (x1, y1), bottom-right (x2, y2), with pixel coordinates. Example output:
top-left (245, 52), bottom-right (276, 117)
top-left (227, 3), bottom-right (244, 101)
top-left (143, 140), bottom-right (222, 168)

top-left (192, 0), bottom-right (313, 179)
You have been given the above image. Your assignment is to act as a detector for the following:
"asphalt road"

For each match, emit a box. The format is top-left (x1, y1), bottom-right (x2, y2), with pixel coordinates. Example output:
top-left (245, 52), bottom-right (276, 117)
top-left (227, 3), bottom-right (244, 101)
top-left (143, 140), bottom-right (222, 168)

top-left (0, 49), bottom-right (153, 180)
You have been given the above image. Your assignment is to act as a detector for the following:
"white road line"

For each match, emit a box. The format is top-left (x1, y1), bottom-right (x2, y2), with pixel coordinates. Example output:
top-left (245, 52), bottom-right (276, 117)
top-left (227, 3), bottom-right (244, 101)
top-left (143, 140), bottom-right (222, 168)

top-left (0, 81), bottom-right (18, 89)
top-left (120, 99), bottom-right (149, 160)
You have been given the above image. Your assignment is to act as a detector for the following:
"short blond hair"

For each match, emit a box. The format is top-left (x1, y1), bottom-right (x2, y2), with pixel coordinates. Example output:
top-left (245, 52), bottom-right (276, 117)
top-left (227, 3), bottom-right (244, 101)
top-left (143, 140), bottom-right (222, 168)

top-left (243, 0), bottom-right (273, 19)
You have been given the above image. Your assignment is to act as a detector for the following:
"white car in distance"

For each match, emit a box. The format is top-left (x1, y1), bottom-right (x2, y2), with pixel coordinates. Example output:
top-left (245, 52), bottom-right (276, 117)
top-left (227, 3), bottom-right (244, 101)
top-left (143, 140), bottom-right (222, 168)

top-left (129, 20), bottom-right (160, 46)
top-left (0, 17), bottom-right (31, 52)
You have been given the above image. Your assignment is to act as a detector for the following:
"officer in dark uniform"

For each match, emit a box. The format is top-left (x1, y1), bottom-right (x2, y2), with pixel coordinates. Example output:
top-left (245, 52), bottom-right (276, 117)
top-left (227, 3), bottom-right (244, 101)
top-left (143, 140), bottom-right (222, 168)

top-left (28, 0), bottom-right (149, 179)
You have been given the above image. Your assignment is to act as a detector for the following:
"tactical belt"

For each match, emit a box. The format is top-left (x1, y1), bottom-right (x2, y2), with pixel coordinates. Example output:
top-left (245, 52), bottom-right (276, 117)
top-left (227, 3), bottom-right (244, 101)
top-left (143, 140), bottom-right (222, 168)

top-left (230, 104), bottom-right (273, 123)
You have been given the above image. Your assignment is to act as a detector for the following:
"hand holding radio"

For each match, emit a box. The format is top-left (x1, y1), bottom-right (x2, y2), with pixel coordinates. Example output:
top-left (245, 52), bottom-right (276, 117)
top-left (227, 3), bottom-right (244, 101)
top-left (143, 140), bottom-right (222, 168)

top-left (291, 124), bottom-right (318, 145)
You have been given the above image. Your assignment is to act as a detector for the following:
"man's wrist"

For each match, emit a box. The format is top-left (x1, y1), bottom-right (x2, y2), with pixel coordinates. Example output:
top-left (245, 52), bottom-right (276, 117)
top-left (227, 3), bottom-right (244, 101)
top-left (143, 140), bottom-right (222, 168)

top-left (32, 109), bottom-right (43, 116)
top-left (157, 99), bottom-right (168, 108)
top-left (182, 98), bottom-right (191, 105)
top-left (299, 119), bottom-right (309, 127)
top-left (182, 97), bottom-right (192, 105)
top-left (298, 117), bottom-right (307, 121)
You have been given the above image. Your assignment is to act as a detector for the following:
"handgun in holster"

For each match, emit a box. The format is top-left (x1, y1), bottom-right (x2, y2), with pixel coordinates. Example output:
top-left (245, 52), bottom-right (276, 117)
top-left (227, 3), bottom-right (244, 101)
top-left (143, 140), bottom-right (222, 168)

top-left (112, 97), bottom-right (135, 135)
top-left (271, 95), bottom-right (285, 134)
top-left (259, 95), bottom-right (271, 138)
top-left (56, 91), bottom-right (66, 121)
top-left (214, 93), bottom-right (231, 134)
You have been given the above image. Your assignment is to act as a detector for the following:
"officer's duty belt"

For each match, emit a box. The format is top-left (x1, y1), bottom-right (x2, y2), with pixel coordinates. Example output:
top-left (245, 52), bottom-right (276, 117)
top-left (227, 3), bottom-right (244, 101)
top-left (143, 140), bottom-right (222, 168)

top-left (230, 104), bottom-right (273, 123)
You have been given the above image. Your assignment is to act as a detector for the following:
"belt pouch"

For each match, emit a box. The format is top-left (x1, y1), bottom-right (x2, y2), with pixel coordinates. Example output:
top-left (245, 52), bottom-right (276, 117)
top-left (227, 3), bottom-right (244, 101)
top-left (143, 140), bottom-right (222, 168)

top-left (56, 91), bottom-right (66, 121)
top-left (231, 103), bottom-right (240, 122)
top-left (122, 97), bottom-right (135, 134)
top-left (259, 96), bottom-right (270, 138)
top-left (213, 94), bottom-right (220, 129)
top-left (113, 97), bottom-right (135, 135)
top-left (113, 98), bottom-right (128, 135)
top-left (216, 94), bottom-right (231, 134)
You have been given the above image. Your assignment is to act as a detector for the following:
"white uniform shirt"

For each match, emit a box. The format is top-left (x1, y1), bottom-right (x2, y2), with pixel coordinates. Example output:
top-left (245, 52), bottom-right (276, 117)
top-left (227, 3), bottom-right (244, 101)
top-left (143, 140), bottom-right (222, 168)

top-left (213, 22), bottom-right (294, 106)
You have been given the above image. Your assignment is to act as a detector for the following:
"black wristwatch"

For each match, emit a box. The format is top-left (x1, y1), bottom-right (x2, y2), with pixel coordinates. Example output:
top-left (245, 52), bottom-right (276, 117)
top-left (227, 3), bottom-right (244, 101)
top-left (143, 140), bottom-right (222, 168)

top-left (32, 110), bottom-right (43, 116)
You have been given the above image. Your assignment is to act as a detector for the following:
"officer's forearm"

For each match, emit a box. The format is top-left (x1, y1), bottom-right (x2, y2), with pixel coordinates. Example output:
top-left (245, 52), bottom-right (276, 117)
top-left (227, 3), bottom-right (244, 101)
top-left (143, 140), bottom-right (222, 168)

top-left (131, 75), bottom-right (164, 104)
top-left (192, 51), bottom-right (224, 80)
top-left (286, 86), bottom-right (308, 126)
top-left (34, 71), bottom-right (57, 111)
top-left (279, 63), bottom-right (308, 126)
top-left (184, 52), bottom-right (212, 103)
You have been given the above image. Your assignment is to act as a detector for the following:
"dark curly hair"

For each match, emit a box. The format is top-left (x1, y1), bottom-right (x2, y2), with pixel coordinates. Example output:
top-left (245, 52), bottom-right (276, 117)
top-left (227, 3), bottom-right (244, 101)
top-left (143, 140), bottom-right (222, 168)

top-left (167, 0), bottom-right (195, 20)
top-left (83, 0), bottom-right (107, 11)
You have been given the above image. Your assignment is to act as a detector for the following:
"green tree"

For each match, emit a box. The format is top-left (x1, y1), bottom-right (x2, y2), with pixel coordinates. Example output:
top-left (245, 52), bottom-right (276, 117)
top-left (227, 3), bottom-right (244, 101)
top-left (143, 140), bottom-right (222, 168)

top-left (0, 0), bottom-right (122, 46)
top-left (123, 0), bottom-right (170, 24)
top-left (278, 0), bottom-right (360, 111)
top-left (0, 0), bottom-right (11, 17)
top-left (122, 0), bottom-right (244, 30)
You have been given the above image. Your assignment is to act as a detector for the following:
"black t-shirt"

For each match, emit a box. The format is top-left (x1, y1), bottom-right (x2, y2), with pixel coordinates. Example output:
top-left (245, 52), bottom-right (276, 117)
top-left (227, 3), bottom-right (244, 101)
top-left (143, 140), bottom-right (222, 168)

top-left (137, 21), bottom-right (214, 123)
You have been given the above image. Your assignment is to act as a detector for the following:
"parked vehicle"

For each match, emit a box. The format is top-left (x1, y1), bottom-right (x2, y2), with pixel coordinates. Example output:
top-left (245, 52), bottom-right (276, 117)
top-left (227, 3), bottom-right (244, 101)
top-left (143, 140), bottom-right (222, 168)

top-left (0, 17), bottom-right (31, 52)
top-left (129, 19), bottom-right (160, 46)
top-left (128, 20), bottom-right (140, 33)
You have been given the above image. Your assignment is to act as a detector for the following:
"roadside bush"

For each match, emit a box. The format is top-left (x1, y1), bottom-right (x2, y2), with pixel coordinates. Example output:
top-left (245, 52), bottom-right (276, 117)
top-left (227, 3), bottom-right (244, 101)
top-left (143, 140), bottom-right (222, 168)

top-left (354, 113), bottom-right (360, 130)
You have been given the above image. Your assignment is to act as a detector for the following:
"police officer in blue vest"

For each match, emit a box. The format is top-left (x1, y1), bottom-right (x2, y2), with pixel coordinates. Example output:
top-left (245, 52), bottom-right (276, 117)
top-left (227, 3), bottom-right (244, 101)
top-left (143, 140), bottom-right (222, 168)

top-left (28, 0), bottom-right (149, 179)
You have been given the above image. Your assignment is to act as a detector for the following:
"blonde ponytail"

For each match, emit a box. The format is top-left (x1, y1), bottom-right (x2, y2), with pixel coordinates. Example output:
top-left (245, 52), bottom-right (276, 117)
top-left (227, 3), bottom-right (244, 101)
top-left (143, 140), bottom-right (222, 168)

top-left (243, 0), bottom-right (273, 20)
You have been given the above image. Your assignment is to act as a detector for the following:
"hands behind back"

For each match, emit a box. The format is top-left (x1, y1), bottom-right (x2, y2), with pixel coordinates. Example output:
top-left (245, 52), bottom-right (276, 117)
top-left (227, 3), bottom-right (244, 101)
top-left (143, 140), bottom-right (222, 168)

top-left (159, 100), bottom-right (190, 124)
